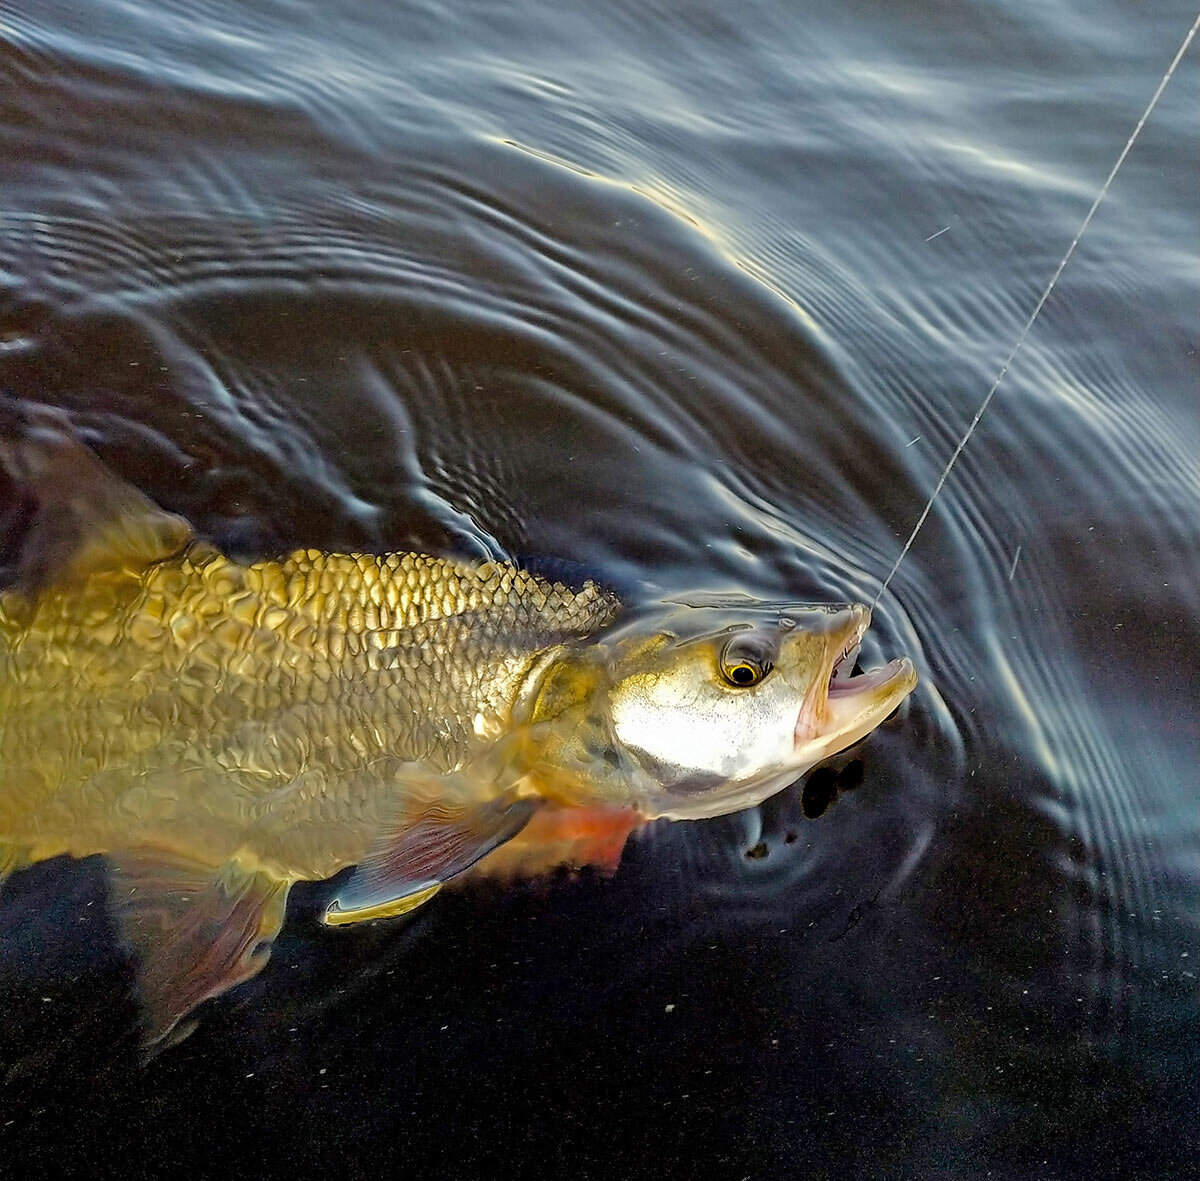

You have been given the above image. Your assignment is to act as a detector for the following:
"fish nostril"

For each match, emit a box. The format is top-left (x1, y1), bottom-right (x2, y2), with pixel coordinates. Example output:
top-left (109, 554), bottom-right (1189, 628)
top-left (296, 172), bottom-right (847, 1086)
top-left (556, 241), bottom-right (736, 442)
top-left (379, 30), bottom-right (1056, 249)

top-left (778, 618), bottom-right (797, 632)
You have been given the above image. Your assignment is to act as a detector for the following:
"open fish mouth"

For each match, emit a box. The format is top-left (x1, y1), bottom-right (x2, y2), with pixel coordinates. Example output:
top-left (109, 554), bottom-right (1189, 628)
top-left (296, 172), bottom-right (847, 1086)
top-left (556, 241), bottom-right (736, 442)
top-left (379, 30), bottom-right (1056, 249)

top-left (796, 605), bottom-right (917, 746)
top-left (828, 658), bottom-right (912, 697)
top-left (824, 648), bottom-right (916, 732)
top-left (827, 605), bottom-right (870, 693)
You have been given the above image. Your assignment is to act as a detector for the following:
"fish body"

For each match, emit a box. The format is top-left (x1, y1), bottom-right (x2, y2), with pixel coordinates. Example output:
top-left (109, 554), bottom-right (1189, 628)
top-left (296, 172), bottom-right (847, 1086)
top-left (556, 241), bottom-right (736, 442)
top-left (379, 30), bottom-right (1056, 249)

top-left (0, 405), bottom-right (917, 1043)
top-left (0, 545), bottom-right (617, 881)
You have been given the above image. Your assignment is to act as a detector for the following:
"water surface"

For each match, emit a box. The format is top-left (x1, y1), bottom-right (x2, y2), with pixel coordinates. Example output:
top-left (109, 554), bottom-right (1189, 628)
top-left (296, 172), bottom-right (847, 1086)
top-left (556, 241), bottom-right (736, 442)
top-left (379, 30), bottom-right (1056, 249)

top-left (1, 0), bottom-right (1196, 1176)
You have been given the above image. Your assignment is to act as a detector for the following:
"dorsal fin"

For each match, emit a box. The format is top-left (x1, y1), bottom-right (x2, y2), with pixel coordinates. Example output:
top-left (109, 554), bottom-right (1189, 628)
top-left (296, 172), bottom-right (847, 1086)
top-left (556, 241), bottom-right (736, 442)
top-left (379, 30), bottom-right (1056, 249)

top-left (0, 399), bottom-right (192, 594)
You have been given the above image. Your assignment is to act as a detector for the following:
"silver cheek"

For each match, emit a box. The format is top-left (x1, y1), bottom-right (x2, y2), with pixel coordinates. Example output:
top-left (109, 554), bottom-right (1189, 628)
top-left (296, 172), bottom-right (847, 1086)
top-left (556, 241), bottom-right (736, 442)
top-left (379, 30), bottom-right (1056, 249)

top-left (609, 684), bottom-right (798, 793)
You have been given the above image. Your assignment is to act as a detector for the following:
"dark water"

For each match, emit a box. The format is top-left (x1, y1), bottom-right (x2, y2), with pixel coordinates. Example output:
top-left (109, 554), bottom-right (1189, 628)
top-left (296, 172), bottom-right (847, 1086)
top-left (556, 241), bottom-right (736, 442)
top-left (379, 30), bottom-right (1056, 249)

top-left (1, 0), bottom-right (1197, 1175)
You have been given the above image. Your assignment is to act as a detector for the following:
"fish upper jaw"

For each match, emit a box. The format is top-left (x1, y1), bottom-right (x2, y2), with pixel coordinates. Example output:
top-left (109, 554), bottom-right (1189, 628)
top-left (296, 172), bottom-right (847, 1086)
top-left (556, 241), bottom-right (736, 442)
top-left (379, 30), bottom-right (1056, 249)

top-left (793, 605), bottom-right (916, 750)
top-left (793, 604), bottom-right (868, 744)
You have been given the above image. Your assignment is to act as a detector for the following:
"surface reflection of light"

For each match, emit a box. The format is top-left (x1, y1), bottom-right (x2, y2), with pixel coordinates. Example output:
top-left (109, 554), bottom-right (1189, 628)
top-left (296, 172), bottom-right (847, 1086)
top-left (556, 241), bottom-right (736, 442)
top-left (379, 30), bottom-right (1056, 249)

top-left (932, 135), bottom-right (1074, 190)
top-left (493, 135), bottom-right (822, 335)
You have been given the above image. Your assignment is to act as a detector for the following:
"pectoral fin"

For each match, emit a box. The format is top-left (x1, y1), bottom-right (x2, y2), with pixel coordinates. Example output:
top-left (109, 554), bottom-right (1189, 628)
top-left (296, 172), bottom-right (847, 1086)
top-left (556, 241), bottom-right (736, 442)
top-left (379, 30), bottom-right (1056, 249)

top-left (0, 400), bottom-right (192, 593)
top-left (324, 792), bottom-right (539, 927)
top-left (471, 804), bottom-right (643, 880)
top-left (107, 848), bottom-right (289, 1047)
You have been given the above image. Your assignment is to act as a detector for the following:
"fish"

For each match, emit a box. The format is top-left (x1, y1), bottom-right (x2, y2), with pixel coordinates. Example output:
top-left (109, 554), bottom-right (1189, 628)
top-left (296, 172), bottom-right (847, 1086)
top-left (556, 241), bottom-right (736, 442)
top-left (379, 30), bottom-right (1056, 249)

top-left (0, 403), bottom-right (917, 1045)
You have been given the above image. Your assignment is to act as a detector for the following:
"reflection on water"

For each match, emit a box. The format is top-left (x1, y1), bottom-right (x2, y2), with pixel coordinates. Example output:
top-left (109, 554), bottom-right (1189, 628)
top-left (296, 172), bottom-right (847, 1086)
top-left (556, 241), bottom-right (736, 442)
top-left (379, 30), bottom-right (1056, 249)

top-left (1, 0), bottom-right (1197, 1174)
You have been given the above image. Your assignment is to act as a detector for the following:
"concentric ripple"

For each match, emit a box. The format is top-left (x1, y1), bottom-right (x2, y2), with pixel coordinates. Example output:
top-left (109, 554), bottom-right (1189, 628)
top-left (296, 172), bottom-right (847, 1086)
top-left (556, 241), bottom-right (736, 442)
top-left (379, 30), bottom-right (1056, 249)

top-left (0, 0), bottom-right (1196, 1173)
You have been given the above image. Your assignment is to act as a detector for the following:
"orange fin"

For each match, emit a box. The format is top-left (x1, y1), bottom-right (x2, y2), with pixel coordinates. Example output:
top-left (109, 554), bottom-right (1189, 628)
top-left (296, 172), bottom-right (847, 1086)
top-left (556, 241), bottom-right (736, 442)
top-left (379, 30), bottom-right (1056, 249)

top-left (107, 848), bottom-right (289, 1047)
top-left (324, 792), bottom-right (539, 927)
top-left (472, 805), bottom-right (643, 881)
top-left (0, 399), bottom-right (192, 594)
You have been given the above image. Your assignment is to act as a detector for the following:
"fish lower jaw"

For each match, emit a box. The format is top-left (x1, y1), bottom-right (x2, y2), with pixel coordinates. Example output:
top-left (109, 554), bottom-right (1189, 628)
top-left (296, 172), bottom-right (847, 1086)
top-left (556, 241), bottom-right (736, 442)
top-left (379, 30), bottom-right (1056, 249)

top-left (642, 767), bottom-right (806, 822)
top-left (798, 657), bottom-right (917, 750)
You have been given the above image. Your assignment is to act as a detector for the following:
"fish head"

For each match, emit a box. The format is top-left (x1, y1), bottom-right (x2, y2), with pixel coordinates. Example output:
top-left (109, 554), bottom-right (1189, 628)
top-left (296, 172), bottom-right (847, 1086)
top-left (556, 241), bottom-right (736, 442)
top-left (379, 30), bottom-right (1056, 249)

top-left (524, 600), bottom-right (916, 820)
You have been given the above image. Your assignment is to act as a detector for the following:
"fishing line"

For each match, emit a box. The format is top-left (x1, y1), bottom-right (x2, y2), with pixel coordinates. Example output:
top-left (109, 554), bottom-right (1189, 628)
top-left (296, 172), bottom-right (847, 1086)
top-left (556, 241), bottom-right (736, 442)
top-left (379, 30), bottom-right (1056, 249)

top-left (873, 10), bottom-right (1200, 607)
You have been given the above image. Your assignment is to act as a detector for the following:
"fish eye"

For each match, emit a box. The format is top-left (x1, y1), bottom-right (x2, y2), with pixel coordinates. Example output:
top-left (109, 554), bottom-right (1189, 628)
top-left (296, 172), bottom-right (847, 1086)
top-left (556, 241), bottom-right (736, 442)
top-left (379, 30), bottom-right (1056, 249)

top-left (719, 634), bottom-right (775, 688)
top-left (725, 662), bottom-right (766, 686)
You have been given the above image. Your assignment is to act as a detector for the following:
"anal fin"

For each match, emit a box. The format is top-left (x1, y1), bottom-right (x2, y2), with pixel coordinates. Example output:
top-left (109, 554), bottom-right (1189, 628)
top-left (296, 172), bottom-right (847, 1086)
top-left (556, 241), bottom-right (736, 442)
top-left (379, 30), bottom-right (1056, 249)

top-left (108, 847), bottom-right (289, 1047)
